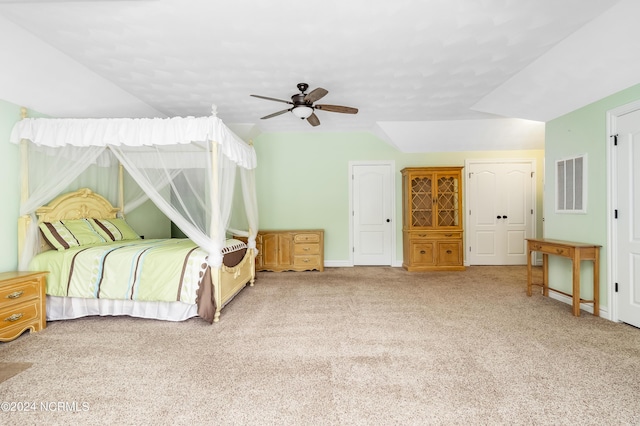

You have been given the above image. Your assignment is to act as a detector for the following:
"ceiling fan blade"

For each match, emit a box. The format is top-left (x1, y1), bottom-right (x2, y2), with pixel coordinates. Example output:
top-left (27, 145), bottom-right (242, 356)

top-left (315, 104), bottom-right (358, 114)
top-left (260, 109), bottom-right (291, 120)
top-left (304, 87), bottom-right (328, 103)
top-left (307, 113), bottom-right (320, 127)
top-left (250, 94), bottom-right (293, 105)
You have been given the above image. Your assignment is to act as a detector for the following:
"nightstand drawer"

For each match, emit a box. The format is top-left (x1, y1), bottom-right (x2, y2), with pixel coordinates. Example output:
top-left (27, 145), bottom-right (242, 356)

top-left (0, 300), bottom-right (40, 332)
top-left (0, 280), bottom-right (40, 305)
top-left (0, 271), bottom-right (48, 342)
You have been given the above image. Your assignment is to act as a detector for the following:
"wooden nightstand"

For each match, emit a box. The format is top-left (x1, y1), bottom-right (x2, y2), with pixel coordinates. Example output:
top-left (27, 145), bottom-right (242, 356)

top-left (0, 271), bottom-right (48, 342)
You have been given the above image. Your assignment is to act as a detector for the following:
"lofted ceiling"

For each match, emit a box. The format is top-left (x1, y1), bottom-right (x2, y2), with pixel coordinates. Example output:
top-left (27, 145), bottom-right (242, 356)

top-left (0, 0), bottom-right (637, 152)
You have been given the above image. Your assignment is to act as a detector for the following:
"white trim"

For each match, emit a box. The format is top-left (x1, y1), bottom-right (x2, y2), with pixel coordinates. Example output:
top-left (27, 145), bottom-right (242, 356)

top-left (605, 99), bottom-right (640, 323)
top-left (546, 291), bottom-right (610, 320)
top-left (324, 260), bottom-right (353, 268)
top-left (464, 158), bottom-right (537, 265)
top-left (348, 160), bottom-right (396, 267)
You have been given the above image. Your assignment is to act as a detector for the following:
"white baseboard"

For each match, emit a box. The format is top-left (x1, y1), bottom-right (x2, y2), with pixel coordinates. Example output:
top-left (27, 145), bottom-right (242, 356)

top-left (547, 291), bottom-right (610, 320)
top-left (324, 260), bottom-right (353, 268)
top-left (323, 260), bottom-right (404, 268)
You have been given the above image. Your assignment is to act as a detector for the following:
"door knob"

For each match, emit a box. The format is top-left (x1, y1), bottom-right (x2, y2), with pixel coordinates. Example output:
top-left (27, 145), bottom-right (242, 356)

top-left (386, 219), bottom-right (391, 223)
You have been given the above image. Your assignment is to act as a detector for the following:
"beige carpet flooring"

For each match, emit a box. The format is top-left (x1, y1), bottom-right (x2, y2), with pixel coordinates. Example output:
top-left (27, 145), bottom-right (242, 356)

top-left (0, 266), bottom-right (639, 425)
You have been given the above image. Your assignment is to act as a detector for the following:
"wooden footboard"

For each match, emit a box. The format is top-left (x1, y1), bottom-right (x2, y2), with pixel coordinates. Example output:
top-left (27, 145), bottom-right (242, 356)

top-left (211, 247), bottom-right (255, 322)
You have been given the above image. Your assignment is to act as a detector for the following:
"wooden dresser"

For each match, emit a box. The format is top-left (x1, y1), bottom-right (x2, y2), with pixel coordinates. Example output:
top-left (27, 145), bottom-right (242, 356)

top-left (0, 271), bottom-right (48, 342)
top-left (254, 230), bottom-right (324, 272)
top-left (401, 167), bottom-right (465, 271)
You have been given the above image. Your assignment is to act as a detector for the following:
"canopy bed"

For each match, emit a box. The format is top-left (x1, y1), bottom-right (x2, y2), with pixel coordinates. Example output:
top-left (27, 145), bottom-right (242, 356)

top-left (10, 108), bottom-right (258, 323)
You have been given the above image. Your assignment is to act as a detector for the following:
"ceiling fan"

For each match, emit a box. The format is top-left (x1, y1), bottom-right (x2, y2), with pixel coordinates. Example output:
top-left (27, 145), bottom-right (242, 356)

top-left (250, 83), bottom-right (358, 127)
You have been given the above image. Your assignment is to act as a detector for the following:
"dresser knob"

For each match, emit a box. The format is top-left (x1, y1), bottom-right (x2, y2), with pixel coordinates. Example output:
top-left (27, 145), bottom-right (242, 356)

top-left (446, 250), bottom-right (452, 254)
top-left (6, 291), bottom-right (24, 299)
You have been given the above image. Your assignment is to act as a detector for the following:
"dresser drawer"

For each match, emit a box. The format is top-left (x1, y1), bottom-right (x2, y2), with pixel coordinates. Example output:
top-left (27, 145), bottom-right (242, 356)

top-left (0, 280), bottom-right (40, 306)
top-left (409, 231), bottom-right (462, 240)
top-left (0, 300), bottom-right (40, 333)
top-left (294, 233), bottom-right (320, 243)
top-left (294, 243), bottom-right (320, 255)
top-left (293, 255), bottom-right (322, 269)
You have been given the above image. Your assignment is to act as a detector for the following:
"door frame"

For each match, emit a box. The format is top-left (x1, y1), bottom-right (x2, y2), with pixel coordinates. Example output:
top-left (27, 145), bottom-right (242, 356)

top-left (464, 158), bottom-right (537, 266)
top-left (606, 99), bottom-right (640, 323)
top-left (348, 160), bottom-right (397, 267)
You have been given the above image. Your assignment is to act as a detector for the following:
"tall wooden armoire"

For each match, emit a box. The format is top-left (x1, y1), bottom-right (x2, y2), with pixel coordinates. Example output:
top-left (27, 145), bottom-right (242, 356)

top-left (401, 167), bottom-right (465, 271)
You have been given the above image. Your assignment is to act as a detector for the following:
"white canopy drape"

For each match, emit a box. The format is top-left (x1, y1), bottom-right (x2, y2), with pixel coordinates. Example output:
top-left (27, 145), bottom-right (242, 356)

top-left (11, 115), bottom-right (258, 271)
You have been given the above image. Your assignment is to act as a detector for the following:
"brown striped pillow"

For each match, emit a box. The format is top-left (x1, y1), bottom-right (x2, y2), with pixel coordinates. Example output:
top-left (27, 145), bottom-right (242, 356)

top-left (88, 218), bottom-right (141, 241)
top-left (39, 219), bottom-right (107, 251)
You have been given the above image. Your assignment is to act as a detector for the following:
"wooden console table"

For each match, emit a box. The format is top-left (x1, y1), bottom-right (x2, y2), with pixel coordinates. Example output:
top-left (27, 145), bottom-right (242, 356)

top-left (526, 238), bottom-right (601, 317)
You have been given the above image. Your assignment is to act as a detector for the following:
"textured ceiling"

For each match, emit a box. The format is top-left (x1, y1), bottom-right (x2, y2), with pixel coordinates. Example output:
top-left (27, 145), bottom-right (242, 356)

top-left (0, 0), bottom-right (632, 151)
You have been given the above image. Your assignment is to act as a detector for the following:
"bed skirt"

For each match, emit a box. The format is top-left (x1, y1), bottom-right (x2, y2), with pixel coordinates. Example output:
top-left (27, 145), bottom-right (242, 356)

top-left (46, 295), bottom-right (199, 322)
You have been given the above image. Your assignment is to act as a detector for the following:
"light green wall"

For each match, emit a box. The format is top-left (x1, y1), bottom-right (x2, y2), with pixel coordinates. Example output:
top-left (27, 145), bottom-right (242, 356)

top-left (253, 131), bottom-right (544, 264)
top-left (544, 83), bottom-right (640, 312)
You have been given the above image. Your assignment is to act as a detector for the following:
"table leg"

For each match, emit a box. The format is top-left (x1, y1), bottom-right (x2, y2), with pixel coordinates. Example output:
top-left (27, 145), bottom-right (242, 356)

top-left (572, 251), bottom-right (581, 316)
top-left (593, 250), bottom-right (600, 317)
top-left (542, 253), bottom-right (549, 297)
top-left (527, 247), bottom-right (533, 297)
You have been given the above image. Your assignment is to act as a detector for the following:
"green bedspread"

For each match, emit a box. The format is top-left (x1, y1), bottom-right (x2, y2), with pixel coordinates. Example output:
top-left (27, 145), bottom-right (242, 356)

top-left (30, 239), bottom-right (209, 305)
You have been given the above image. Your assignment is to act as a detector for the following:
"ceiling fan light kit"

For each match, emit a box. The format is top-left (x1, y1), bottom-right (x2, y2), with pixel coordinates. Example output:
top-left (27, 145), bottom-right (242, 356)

top-left (250, 82), bottom-right (358, 127)
top-left (291, 106), bottom-right (313, 119)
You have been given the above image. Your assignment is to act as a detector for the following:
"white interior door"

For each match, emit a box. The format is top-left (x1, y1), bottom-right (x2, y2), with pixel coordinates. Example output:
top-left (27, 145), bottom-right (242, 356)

top-left (615, 108), bottom-right (640, 328)
top-left (467, 161), bottom-right (534, 265)
top-left (352, 163), bottom-right (393, 265)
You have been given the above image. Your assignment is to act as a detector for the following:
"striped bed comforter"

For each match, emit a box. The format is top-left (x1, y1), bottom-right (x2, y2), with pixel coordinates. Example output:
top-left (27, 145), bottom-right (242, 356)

top-left (29, 238), bottom-right (216, 321)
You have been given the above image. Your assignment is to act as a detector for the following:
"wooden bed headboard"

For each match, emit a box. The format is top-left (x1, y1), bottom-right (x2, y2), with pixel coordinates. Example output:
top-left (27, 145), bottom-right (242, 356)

top-left (18, 188), bottom-right (121, 256)
top-left (35, 188), bottom-right (120, 222)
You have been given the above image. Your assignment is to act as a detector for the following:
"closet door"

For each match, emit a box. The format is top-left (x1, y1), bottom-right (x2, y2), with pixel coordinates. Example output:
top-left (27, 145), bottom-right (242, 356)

top-left (467, 161), bottom-right (534, 265)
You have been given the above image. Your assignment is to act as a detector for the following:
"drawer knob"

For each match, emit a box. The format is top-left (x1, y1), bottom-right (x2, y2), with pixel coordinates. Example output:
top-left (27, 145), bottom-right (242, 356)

top-left (303, 247), bottom-right (310, 251)
top-left (444, 234), bottom-right (452, 237)
top-left (303, 258), bottom-right (310, 263)
top-left (420, 250), bottom-right (426, 254)
top-left (5, 313), bottom-right (24, 322)
top-left (6, 291), bottom-right (24, 299)
top-left (446, 250), bottom-right (452, 254)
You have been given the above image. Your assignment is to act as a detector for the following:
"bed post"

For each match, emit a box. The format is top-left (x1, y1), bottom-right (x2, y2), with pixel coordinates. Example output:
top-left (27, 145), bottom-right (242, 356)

top-left (17, 107), bottom-right (30, 265)
top-left (210, 138), bottom-right (222, 322)
top-left (118, 164), bottom-right (125, 218)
